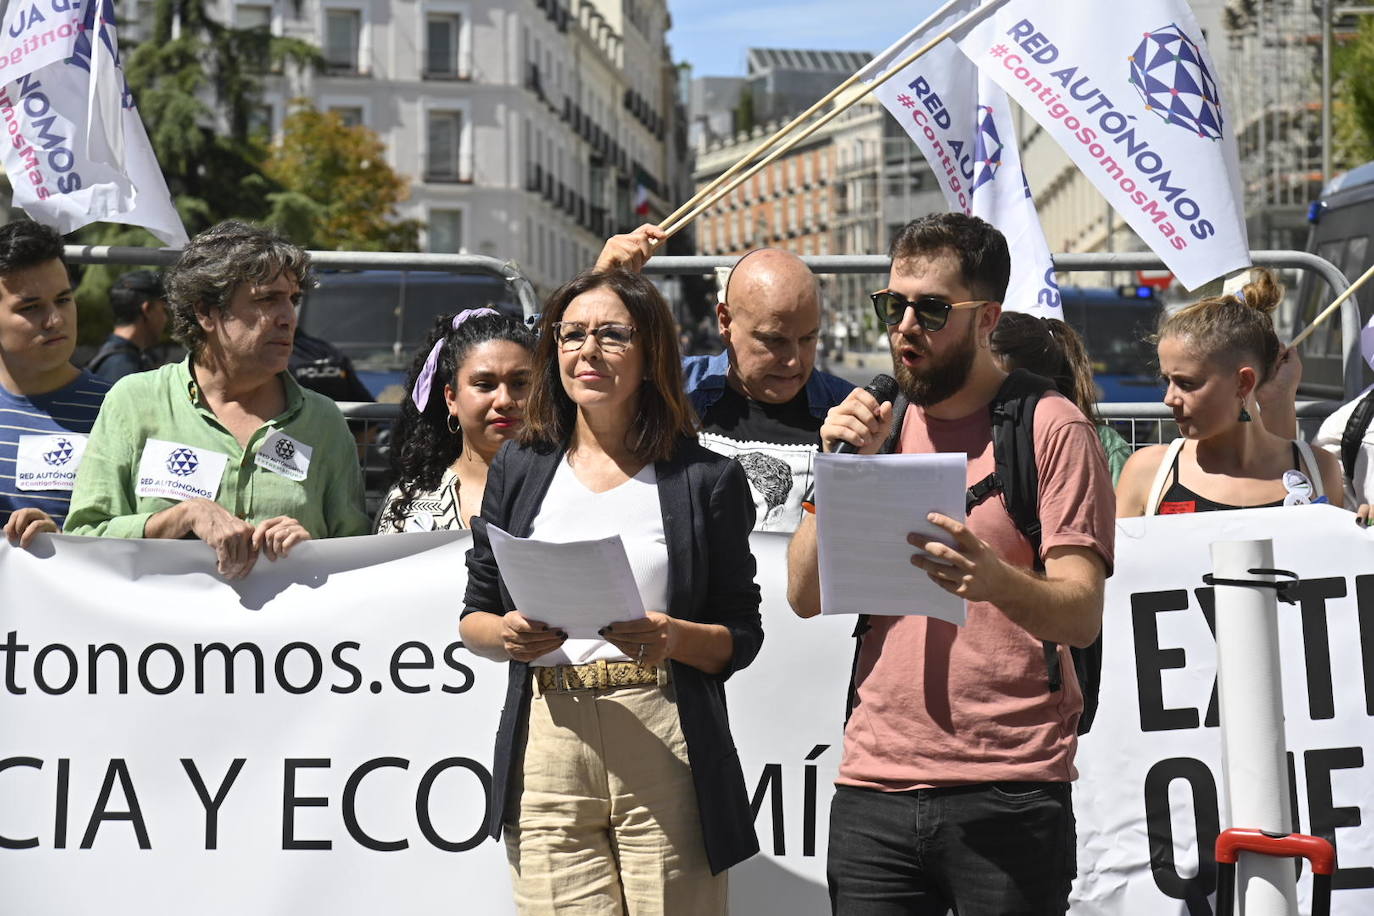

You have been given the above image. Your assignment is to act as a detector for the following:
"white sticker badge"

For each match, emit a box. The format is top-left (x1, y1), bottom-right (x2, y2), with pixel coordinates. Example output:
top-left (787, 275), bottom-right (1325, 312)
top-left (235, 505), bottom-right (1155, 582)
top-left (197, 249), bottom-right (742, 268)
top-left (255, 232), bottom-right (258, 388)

top-left (135, 439), bottom-right (229, 502)
top-left (254, 431), bottom-right (312, 482)
top-left (14, 433), bottom-right (88, 491)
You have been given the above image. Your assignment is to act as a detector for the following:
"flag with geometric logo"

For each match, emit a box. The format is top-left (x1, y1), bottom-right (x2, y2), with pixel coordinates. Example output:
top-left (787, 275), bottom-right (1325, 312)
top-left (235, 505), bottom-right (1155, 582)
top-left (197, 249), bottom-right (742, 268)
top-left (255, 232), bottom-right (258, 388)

top-left (956, 0), bottom-right (1249, 291)
top-left (0, 0), bottom-right (186, 244)
top-left (864, 0), bottom-right (1062, 317)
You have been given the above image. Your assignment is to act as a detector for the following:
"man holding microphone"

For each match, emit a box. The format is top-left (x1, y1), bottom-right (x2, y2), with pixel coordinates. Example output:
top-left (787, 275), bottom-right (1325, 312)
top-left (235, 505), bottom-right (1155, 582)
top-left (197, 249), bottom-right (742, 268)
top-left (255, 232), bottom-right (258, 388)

top-left (787, 213), bottom-right (1115, 915)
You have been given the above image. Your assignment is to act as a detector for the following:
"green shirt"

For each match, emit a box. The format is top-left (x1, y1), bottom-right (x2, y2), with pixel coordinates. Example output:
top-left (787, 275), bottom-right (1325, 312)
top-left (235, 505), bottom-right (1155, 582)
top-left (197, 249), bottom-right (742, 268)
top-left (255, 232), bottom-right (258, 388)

top-left (1097, 423), bottom-right (1132, 487)
top-left (65, 359), bottom-right (369, 539)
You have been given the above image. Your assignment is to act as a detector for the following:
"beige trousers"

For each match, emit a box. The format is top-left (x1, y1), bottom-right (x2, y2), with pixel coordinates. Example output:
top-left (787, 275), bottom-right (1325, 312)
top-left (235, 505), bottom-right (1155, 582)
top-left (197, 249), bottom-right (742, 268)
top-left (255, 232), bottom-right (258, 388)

top-left (504, 680), bottom-right (727, 915)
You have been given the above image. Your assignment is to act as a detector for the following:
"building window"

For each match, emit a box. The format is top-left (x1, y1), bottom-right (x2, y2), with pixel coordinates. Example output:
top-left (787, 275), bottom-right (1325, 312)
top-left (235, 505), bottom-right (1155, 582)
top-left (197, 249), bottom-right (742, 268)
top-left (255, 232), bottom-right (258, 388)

top-left (426, 111), bottom-right (462, 181)
top-left (429, 209), bottom-right (463, 253)
top-left (235, 3), bottom-right (271, 30)
top-left (329, 106), bottom-right (364, 128)
top-left (325, 9), bottom-right (362, 74)
top-left (235, 4), bottom-right (274, 71)
top-left (248, 103), bottom-right (274, 138)
top-left (425, 14), bottom-right (460, 78)
top-left (130, 0), bottom-right (157, 23)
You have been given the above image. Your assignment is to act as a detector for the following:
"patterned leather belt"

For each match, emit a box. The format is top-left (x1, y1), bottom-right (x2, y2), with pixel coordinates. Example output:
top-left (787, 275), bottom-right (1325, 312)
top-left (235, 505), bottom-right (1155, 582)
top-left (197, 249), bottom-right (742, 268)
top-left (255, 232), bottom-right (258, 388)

top-left (534, 659), bottom-right (669, 692)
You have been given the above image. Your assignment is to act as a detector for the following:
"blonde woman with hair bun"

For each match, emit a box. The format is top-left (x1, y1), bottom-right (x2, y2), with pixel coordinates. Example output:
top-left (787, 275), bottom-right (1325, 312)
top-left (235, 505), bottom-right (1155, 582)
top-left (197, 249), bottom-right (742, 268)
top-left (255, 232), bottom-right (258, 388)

top-left (1117, 268), bottom-right (1343, 517)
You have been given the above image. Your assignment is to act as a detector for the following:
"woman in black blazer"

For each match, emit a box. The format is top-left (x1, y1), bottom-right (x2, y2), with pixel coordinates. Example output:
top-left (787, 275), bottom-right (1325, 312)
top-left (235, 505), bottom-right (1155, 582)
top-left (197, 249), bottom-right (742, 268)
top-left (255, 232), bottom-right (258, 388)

top-left (461, 269), bottom-right (763, 914)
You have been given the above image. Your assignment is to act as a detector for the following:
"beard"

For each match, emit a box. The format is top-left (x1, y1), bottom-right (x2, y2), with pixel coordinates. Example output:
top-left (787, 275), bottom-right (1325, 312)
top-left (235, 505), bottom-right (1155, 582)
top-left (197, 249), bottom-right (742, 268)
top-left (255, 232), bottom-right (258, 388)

top-left (890, 319), bottom-right (978, 407)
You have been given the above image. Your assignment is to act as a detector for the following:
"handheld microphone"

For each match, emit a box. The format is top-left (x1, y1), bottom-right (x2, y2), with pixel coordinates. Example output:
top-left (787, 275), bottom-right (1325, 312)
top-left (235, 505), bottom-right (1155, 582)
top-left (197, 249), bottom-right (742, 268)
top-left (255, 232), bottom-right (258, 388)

top-left (830, 373), bottom-right (899, 454)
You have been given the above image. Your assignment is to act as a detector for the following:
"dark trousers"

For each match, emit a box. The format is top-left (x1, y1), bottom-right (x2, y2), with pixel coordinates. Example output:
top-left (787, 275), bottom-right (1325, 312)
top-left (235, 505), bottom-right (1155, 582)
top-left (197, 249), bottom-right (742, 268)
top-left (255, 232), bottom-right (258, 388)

top-left (827, 782), bottom-right (1076, 916)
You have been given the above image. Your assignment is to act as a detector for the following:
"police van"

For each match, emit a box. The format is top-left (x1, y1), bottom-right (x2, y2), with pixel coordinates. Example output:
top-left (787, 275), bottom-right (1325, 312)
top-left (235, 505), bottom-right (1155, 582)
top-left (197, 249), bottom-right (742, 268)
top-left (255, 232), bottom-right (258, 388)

top-left (1291, 161), bottom-right (1374, 396)
top-left (1060, 285), bottom-right (1166, 403)
top-left (296, 269), bottom-right (527, 400)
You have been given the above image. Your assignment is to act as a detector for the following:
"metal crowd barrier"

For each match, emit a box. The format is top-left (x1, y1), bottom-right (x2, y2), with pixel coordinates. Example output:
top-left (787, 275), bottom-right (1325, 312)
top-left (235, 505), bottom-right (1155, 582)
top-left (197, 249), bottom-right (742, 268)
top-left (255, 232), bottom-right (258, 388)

top-left (340, 400), bottom-right (1344, 510)
top-left (66, 245), bottom-right (1356, 398)
top-left (644, 250), bottom-right (1363, 402)
top-left (1097, 400), bottom-right (1341, 449)
top-left (62, 245), bottom-right (543, 320)
top-left (59, 243), bottom-right (1355, 506)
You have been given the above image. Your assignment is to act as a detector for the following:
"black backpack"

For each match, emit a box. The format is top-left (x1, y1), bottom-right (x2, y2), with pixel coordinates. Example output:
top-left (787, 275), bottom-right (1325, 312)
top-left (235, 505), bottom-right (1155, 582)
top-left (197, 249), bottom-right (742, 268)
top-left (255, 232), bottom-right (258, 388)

top-left (844, 369), bottom-right (1103, 735)
top-left (1340, 386), bottom-right (1374, 486)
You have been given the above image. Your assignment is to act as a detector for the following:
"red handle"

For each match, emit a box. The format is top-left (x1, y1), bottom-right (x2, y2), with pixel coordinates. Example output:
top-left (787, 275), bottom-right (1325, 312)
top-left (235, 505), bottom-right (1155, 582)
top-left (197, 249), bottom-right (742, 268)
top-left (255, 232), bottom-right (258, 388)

top-left (1215, 828), bottom-right (1336, 875)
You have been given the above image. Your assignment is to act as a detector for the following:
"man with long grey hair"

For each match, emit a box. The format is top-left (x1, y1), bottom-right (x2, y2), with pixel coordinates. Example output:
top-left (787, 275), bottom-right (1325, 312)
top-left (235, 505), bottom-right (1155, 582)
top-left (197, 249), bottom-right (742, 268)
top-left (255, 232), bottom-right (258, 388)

top-left (66, 220), bottom-right (369, 576)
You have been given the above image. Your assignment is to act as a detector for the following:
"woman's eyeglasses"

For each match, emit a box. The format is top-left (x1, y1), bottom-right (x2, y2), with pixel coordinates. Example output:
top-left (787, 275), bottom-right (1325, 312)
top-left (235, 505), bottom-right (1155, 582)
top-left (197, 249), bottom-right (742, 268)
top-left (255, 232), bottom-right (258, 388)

top-left (551, 322), bottom-right (637, 353)
top-left (869, 290), bottom-right (991, 332)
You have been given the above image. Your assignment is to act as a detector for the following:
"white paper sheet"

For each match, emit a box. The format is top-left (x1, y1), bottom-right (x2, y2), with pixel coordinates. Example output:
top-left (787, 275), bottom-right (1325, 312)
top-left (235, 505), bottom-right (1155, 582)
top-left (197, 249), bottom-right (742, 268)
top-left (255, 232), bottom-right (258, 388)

top-left (814, 452), bottom-right (968, 624)
top-left (486, 524), bottom-right (646, 638)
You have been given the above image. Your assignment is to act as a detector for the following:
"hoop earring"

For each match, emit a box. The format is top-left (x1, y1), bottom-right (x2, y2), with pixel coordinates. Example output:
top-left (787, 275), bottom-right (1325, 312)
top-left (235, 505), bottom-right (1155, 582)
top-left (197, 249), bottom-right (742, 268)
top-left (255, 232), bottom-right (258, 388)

top-left (447, 414), bottom-right (461, 434)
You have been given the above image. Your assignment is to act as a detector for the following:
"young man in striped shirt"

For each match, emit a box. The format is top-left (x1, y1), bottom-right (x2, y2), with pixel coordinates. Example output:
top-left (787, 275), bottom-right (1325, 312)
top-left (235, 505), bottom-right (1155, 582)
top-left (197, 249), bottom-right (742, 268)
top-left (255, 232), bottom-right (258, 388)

top-left (0, 220), bottom-right (110, 547)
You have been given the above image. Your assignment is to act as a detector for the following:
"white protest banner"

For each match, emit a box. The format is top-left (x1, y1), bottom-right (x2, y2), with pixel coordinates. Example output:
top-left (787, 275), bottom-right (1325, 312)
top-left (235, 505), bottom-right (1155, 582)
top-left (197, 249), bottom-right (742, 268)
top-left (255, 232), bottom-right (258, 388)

top-left (1073, 505), bottom-right (1374, 914)
top-left (956, 0), bottom-right (1250, 291)
top-left (867, 2), bottom-right (1062, 317)
top-left (0, 0), bottom-right (187, 244)
top-left (3, 511), bottom-right (1372, 913)
top-left (0, 531), bottom-right (513, 914)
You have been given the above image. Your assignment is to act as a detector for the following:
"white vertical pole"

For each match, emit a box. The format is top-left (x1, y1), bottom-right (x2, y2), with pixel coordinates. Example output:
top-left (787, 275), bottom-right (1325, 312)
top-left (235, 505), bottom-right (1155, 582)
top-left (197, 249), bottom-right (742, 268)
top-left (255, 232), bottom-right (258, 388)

top-left (1210, 539), bottom-right (1298, 916)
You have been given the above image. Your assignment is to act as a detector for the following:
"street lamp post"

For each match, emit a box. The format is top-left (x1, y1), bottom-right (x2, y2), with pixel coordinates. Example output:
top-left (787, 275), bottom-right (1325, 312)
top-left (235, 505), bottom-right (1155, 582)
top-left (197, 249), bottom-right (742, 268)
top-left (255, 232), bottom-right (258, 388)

top-left (1323, 0), bottom-right (1332, 186)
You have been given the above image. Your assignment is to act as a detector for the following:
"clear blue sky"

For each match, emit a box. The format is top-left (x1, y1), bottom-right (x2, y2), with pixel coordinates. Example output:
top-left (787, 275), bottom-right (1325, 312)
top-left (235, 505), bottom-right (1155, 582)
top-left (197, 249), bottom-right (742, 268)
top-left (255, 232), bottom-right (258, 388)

top-left (668, 0), bottom-right (943, 77)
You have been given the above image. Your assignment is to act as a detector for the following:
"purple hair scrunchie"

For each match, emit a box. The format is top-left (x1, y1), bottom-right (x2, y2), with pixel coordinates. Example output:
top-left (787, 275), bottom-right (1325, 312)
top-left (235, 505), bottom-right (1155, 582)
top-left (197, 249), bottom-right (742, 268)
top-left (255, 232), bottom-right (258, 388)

top-left (409, 307), bottom-right (501, 410)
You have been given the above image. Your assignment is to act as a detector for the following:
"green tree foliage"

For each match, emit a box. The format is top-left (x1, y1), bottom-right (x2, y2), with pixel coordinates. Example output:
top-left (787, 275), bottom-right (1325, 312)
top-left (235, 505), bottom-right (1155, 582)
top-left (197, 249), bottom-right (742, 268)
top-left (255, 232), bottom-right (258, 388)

top-left (71, 0), bottom-right (319, 341)
top-left (263, 104), bottom-right (421, 251)
top-left (1333, 16), bottom-right (1374, 169)
top-left (733, 86), bottom-right (756, 136)
top-left (68, 0), bottom-right (418, 342)
top-left (120, 0), bottom-right (321, 226)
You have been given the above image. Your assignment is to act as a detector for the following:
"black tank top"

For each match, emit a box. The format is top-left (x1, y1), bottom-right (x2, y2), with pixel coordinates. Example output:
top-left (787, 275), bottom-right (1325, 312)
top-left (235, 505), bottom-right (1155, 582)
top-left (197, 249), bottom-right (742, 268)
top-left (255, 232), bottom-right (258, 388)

top-left (1155, 443), bottom-right (1300, 514)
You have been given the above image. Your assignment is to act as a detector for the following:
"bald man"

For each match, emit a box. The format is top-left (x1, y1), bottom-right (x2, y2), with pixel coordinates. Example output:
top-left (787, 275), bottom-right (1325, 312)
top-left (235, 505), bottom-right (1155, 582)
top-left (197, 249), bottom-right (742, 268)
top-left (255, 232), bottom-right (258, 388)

top-left (597, 227), bottom-right (854, 531)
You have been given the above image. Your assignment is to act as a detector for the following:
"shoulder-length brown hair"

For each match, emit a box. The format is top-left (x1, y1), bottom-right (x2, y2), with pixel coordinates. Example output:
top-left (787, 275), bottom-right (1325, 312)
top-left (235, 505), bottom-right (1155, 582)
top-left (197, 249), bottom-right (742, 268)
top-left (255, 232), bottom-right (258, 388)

top-left (520, 269), bottom-right (698, 462)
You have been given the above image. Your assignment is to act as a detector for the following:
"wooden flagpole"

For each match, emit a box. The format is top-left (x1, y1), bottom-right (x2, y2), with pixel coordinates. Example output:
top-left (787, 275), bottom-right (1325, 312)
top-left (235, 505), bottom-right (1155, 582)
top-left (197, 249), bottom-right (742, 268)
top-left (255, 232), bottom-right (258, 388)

top-left (660, 0), bottom-right (1005, 242)
top-left (656, 0), bottom-right (976, 234)
top-left (1290, 261), bottom-right (1374, 348)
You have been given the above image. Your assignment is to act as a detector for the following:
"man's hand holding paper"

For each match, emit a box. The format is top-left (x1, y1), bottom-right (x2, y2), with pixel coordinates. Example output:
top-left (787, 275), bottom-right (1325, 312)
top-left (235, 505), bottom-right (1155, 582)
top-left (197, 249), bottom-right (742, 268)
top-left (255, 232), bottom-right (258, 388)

top-left (908, 512), bottom-right (1012, 603)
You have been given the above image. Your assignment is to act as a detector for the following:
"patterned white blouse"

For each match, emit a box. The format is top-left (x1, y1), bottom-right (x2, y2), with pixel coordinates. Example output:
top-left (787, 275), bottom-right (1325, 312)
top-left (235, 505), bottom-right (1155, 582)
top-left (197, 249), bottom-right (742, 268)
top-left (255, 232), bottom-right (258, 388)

top-left (375, 468), bottom-right (467, 533)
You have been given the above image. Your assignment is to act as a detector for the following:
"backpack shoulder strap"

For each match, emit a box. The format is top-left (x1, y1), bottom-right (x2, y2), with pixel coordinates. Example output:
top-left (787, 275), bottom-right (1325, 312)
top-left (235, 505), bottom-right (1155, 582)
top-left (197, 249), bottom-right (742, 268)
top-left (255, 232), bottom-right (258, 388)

top-left (1340, 387), bottom-right (1374, 484)
top-left (1293, 439), bottom-right (1324, 501)
top-left (85, 340), bottom-right (120, 374)
top-left (986, 369), bottom-right (1053, 554)
top-left (1144, 438), bottom-right (1187, 517)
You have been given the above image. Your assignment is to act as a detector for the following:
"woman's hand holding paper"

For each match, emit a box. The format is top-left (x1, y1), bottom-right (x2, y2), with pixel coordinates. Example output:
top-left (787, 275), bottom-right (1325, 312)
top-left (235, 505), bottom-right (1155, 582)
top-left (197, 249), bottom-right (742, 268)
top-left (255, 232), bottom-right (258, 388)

top-left (501, 611), bottom-right (568, 662)
top-left (602, 611), bottom-right (677, 667)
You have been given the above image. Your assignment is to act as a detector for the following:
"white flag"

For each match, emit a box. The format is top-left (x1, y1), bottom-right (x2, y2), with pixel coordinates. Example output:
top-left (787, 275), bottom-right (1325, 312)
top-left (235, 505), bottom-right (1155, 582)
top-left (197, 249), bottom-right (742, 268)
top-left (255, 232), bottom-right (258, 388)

top-left (867, 2), bottom-right (1061, 318)
top-left (0, 0), bottom-right (187, 245)
top-left (956, 0), bottom-right (1249, 291)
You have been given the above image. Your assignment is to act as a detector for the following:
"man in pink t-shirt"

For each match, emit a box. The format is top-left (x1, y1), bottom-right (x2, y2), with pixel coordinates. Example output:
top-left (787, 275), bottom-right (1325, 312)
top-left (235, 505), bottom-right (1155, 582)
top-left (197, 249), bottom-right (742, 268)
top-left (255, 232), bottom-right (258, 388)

top-left (788, 213), bottom-right (1115, 915)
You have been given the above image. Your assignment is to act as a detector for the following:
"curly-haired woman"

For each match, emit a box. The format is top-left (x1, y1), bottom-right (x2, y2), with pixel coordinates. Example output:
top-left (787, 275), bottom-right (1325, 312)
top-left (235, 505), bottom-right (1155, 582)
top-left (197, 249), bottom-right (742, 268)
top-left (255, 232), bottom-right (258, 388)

top-left (375, 308), bottom-right (535, 533)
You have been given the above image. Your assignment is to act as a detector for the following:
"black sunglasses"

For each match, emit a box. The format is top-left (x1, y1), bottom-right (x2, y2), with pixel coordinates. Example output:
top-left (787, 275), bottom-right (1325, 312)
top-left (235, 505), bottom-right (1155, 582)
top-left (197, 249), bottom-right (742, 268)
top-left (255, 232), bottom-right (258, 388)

top-left (869, 290), bottom-right (992, 332)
